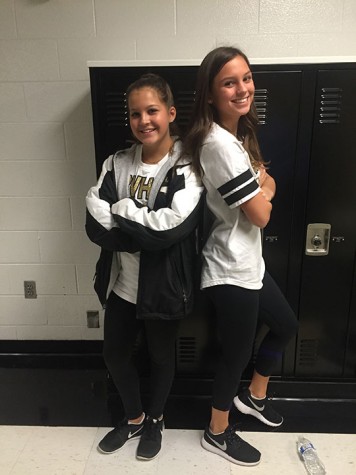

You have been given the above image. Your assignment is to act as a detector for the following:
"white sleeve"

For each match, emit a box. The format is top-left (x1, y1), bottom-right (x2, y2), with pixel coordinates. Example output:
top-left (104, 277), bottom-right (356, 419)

top-left (112, 166), bottom-right (202, 231)
top-left (111, 165), bottom-right (204, 250)
top-left (201, 137), bottom-right (260, 208)
top-left (85, 156), bottom-right (119, 231)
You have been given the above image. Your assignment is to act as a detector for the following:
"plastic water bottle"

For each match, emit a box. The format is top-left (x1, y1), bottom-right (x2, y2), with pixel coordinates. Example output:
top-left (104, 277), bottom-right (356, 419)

top-left (297, 437), bottom-right (326, 474)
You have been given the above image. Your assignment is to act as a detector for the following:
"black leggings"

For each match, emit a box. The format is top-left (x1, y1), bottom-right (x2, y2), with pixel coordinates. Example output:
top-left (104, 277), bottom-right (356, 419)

top-left (205, 271), bottom-right (298, 411)
top-left (103, 292), bottom-right (180, 420)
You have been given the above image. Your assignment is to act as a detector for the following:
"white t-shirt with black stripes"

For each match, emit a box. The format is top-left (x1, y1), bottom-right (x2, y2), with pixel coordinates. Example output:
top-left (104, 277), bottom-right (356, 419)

top-left (200, 123), bottom-right (265, 290)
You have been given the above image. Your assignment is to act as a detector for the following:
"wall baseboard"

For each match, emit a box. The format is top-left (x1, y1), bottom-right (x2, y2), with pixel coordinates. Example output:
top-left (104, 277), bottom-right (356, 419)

top-left (0, 340), bottom-right (104, 369)
top-left (1, 340), bottom-right (355, 400)
top-left (169, 378), bottom-right (356, 401)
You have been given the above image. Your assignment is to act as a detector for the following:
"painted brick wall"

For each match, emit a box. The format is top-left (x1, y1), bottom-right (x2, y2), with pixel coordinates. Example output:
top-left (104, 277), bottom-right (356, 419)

top-left (0, 0), bottom-right (355, 340)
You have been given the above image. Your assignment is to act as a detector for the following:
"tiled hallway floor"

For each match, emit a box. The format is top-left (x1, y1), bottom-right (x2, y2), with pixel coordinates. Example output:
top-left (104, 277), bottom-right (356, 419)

top-left (1, 426), bottom-right (355, 474)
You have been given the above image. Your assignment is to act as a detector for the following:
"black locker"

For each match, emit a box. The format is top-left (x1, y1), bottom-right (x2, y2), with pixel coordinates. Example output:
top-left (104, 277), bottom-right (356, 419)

top-left (295, 69), bottom-right (356, 377)
top-left (88, 61), bottom-right (356, 384)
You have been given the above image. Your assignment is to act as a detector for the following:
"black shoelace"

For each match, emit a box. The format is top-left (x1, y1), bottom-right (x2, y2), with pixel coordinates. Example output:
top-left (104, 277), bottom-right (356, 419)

top-left (225, 424), bottom-right (242, 446)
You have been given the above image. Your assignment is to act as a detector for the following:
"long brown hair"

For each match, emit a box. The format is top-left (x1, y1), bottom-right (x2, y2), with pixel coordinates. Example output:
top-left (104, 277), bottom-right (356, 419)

top-left (183, 46), bottom-right (264, 175)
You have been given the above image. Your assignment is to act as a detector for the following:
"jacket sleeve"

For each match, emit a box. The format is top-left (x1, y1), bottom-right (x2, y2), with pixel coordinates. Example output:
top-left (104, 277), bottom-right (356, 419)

top-left (111, 164), bottom-right (204, 251)
top-left (85, 156), bottom-right (141, 253)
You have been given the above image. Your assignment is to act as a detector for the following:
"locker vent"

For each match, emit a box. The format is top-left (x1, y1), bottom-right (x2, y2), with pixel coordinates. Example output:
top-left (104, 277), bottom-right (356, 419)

top-left (254, 89), bottom-right (268, 125)
top-left (104, 90), bottom-right (196, 130)
top-left (177, 336), bottom-right (197, 365)
top-left (298, 338), bottom-right (318, 366)
top-left (319, 87), bottom-right (342, 124)
top-left (105, 91), bottom-right (128, 127)
top-left (175, 90), bottom-right (195, 128)
top-left (104, 89), bottom-right (268, 128)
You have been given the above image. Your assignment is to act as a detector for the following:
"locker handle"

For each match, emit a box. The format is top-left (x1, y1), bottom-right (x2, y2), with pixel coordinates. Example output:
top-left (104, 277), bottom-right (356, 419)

top-left (332, 236), bottom-right (345, 243)
top-left (265, 236), bottom-right (278, 243)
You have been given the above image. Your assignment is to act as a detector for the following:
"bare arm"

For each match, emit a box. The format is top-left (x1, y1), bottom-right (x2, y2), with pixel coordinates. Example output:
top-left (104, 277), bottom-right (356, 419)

top-left (240, 167), bottom-right (275, 228)
top-left (259, 167), bottom-right (276, 202)
top-left (240, 191), bottom-right (272, 228)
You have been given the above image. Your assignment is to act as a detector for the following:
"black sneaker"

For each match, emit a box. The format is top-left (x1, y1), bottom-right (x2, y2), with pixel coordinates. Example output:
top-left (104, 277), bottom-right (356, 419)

top-left (201, 424), bottom-right (261, 466)
top-left (136, 416), bottom-right (164, 460)
top-left (234, 388), bottom-right (283, 427)
top-left (97, 418), bottom-right (144, 454)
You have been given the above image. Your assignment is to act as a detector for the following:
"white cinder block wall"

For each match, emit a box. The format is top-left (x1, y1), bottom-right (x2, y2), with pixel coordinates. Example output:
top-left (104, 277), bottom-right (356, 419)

top-left (0, 0), bottom-right (355, 341)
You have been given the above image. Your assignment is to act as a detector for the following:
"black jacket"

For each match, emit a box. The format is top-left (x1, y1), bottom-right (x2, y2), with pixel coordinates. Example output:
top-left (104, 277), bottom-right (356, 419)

top-left (85, 141), bottom-right (204, 320)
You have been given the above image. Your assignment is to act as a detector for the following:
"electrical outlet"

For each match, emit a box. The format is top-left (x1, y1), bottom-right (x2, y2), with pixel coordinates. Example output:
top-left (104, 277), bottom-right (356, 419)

top-left (24, 280), bottom-right (37, 299)
top-left (87, 311), bottom-right (100, 328)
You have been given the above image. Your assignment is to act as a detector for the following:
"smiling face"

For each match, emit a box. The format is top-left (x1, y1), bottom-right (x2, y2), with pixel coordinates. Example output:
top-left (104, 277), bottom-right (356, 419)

top-left (209, 55), bottom-right (255, 135)
top-left (128, 87), bottom-right (176, 156)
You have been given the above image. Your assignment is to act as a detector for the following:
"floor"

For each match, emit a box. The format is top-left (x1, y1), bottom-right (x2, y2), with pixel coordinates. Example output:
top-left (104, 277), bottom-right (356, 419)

top-left (2, 426), bottom-right (355, 475)
top-left (1, 368), bottom-right (355, 474)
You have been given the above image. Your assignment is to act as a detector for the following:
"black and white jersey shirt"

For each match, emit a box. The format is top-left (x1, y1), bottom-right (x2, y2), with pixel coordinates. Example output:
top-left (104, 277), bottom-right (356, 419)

top-left (200, 123), bottom-right (265, 290)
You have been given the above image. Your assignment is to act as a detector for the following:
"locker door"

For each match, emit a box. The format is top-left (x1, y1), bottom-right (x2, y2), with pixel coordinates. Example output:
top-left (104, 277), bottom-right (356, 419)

top-left (296, 69), bottom-right (356, 376)
top-left (344, 260), bottom-right (356, 377)
top-left (253, 70), bottom-right (301, 296)
top-left (248, 70), bottom-right (302, 377)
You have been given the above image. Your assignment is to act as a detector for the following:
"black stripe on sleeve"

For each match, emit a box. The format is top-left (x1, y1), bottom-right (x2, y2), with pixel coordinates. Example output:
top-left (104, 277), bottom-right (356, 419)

top-left (217, 169), bottom-right (254, 196)
top-left (224, 180), bottom-right (259, 206)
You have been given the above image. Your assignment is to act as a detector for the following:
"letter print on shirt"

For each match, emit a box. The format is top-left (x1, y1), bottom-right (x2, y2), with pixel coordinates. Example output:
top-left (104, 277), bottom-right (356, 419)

top-left (129, 174), bottom-right (154, 201)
